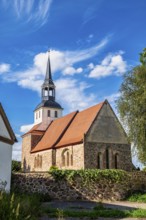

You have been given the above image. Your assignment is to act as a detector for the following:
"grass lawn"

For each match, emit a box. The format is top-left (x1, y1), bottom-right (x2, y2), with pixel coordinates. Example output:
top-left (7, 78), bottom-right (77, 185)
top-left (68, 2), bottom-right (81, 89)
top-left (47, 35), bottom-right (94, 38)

top-left (44, 206), bottom-right (146, 219)
top-left (126, 192), bottom-right (146, 203)
top-left (1, 192), bottom-right (146, 219)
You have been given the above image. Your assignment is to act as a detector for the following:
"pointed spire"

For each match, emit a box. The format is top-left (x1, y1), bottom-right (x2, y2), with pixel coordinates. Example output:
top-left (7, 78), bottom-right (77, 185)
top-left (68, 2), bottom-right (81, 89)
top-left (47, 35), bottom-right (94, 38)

top-left (44, 50), bottom-right (53, 85)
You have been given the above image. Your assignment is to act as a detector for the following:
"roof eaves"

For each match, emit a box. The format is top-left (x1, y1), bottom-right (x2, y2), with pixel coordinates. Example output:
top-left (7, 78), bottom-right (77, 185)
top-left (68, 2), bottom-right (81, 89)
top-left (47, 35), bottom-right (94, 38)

top-left (0, 103), bottom-right (17, 143)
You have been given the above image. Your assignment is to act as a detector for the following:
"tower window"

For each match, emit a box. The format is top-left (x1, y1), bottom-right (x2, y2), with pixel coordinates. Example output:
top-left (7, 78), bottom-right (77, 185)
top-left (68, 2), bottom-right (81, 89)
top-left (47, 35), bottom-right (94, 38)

top-left (48, 110), bottom-right (50, 117)
top-left (49, 89), bottom-right (53, 96)
top-left (55, 111), bottom-right (58, 118)
top-left (44, 88), bottom-right (48, 96)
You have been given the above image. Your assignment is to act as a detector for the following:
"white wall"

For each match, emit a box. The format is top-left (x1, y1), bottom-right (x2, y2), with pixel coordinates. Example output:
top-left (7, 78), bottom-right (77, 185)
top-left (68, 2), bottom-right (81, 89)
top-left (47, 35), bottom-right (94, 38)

top-left (0, 115), bottom-right (11, 138)
top-left (0, 142), bottom-right (12, 192)
top-left (34, 107), bottom-right (63, 125)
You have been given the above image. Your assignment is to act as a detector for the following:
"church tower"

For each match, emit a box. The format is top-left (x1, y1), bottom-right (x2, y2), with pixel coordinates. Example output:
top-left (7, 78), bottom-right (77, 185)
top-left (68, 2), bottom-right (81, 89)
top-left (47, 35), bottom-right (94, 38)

top-left (34, 51), bottom-right (63, 125)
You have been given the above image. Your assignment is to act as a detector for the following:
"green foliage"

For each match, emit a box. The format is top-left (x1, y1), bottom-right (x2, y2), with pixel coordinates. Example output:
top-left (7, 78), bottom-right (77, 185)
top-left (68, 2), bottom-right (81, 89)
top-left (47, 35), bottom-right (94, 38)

top-left (0, 180), bottom-right (7, 191)
top-left (0, 192), bottom-right (41, 220)
top-left (117, 50), bottom-right (146, 164)
top-left (49, 165), bottom-right (59, 171)
top-left (12, 160), bottom-right (21, 172)
top-left (142, 167), bottom-right (146, 171)
top-left (127, 193), bottom-right (146, 203)
top-left (49, 169), bottom-right (129, 185)
top-left (46, 206), bottom-right (146, 218)
top-left (140, 48), bottom-right (146, 66)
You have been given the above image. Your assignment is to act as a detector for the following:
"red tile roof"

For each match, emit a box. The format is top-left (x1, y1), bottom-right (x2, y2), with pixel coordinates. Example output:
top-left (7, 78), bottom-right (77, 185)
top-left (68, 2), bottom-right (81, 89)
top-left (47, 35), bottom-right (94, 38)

top-left (22, 122), bottom-right (48, 137)
top-left (56, 102), bottom-right (104, 148)
top-left (31, 111), bottom-right (78, 153)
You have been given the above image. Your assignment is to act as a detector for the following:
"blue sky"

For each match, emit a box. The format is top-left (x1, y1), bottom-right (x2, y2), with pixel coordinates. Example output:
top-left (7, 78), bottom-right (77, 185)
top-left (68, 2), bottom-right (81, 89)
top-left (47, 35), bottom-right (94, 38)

top-left (0, 0), bottom-right (145, 165)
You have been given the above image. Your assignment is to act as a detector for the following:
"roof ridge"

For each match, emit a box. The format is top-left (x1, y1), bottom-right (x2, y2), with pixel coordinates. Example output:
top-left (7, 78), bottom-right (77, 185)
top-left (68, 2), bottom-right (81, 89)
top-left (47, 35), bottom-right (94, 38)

top-left (79, 101), bottom-right (104, 114)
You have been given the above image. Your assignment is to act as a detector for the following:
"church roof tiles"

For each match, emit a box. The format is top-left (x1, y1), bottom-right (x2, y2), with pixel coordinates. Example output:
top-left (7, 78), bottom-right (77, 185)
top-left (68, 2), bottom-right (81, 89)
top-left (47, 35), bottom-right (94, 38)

top-left (30, 101), bottom-right (104, 153)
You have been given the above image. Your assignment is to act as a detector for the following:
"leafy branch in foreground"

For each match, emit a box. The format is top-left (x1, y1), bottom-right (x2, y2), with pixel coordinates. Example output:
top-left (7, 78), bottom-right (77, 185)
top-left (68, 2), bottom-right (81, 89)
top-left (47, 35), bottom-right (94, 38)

top-left (117, 48), bottom-right (146, 164)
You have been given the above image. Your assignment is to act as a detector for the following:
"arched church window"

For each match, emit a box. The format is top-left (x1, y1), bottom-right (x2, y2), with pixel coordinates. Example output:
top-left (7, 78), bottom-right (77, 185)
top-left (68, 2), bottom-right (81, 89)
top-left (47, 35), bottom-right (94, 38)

top-left (106, 148), bottom-right (110, 169)
top-left (39, 155), bottom-right (42, 168)
top-left (71, 154), bottom-right (73, 166)
top-left (34, 157), bottom-right (37, 168)
top-left (67, 151), bottom-right (69, 166)
top-left (115, 153), bottom-right (118, 169)
top-left (62, 153), bottom-right (65, 166)
top-left (97, 152), bottom-right (101, 169)
top-left (61, 149), bottom-right (70, 167)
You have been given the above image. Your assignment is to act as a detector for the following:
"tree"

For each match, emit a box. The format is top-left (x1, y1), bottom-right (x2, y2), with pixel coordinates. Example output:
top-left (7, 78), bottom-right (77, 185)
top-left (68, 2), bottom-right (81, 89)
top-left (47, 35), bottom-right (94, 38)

top-left (12, 160), bottom-right (21, 172)
top-left (117, 49), bottom-right (146, 164)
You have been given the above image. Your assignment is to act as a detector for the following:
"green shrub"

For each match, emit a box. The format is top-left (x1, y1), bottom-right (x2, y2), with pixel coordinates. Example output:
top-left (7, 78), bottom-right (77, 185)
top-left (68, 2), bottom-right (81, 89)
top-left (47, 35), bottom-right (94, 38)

top-left (0, 192), bottom-right (41, 220)
top-left (142, 167), bottom-right (146, 171)
top-left (127, 193), bottom-right (146, 203)
top-left (12, 160), bottom-right (21, 172)
top-left (49, 165), bottom-right (59, 172)
top-left (49, 169), bottom-right (129, 185)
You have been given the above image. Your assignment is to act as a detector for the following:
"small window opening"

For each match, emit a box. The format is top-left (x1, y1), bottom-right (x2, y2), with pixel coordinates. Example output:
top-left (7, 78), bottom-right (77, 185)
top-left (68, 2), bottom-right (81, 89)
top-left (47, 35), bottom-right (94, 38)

top-left (48, 110), bottom-right (50, 117)
top-left (55, 111), bottom-right (58, 118)
top-left (106, 148), bottom-right (110, 169)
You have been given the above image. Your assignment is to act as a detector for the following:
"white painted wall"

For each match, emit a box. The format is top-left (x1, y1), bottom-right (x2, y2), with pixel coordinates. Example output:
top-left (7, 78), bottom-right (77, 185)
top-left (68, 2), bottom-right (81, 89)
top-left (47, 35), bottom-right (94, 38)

top-left (0, 142), bottom-right (12, 192)
top-left (0, 115), bottom-right (11, 138)
top-left (34, 107), bottom-right (63, 125)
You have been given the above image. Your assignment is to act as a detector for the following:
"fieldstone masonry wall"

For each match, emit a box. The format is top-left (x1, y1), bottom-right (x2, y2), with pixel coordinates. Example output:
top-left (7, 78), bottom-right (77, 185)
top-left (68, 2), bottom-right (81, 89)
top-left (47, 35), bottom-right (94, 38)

top-left (84, 142), bottom-right (132, 170)
top-left (12, 172), bottom-right (146, 201)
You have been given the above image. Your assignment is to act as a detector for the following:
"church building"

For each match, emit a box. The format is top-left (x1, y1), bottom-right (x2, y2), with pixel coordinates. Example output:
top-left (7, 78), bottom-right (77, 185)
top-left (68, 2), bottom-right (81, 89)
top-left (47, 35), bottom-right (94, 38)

top-left (21, 51), bottom-right (133, 172)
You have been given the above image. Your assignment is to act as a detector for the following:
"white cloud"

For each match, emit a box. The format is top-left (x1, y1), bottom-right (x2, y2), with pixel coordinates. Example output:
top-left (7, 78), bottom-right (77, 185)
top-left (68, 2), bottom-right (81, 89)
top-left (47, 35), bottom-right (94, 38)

top-left (89, 52), bottom-right (127, 79)
top-left (63, 67), bottom-right (83, 75)
top-left (3, 38), bottom-right (109, 93)
top-left (20, 123), bottom-right (34, 133)
top-left (55, 78), bottom-right (96, 112)
top-left (12, 142), bottom-right (22, 161)
top-left (104, 92), bottom-right (121, 104)
top-left (2, 0), bottom-right (52, 26)
top-left (0, 63), bottom-right (10, 74)
top-left (88, 63), bottom-right (94, 70)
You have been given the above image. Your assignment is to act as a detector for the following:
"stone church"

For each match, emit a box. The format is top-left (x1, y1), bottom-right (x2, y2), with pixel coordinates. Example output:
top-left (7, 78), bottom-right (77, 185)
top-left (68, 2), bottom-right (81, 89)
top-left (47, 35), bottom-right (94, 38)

top-left (22, 52), bottom-right (133, 172)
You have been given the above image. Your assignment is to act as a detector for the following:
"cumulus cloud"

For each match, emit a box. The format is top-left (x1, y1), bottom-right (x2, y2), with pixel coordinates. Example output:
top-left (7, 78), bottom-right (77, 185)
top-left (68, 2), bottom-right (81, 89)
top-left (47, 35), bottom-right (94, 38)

top-left (0, 63), bottom-right (10, 74)
top-left (55, 78), bottom-right (96, 112)
top-left (104, 92), bottom-right (121, 104)
top-left (20, 123), bottom-right (34, 133)
top-left (63, 67), bottom-right (83, 75)
top-left (12, 142), bottom-right (22, 161)
top-left (3, 38), bottom-right (109, 94)
top-left (89, 52), bottom-right (127, 79)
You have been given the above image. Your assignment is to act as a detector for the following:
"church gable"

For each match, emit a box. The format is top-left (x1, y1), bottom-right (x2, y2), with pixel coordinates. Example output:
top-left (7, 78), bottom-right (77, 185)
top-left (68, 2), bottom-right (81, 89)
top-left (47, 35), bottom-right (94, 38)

top-left (86, 100), bottom-right (129, 144)
top-left (0, 103), bottom-right (17, 145)
top-left (56, 102), bottom-right (104, 148)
